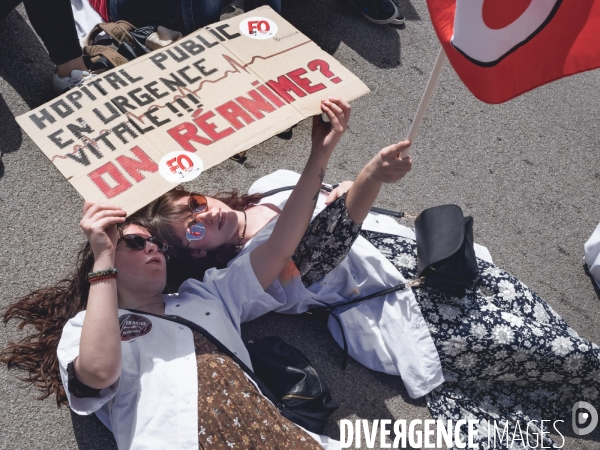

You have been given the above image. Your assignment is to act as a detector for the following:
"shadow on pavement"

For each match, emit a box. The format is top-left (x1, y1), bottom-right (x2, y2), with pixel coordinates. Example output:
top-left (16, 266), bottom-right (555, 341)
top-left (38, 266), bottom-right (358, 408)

top-left (0, 10), bottom-right (55, 107)
top-left (0, 8), bottom-right (56, 179)
top-left (71, 410), bottom-right (118, 450)
top-left (281, 0), bottom-right (420, 69)
top-left (0, 94), bottom-right (22, 159)
top-left (583, 263), bottom-right (600, 301)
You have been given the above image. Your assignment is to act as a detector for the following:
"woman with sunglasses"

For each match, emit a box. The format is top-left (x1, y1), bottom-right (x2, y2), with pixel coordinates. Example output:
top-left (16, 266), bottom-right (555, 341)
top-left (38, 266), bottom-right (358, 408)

top-left (1, 99), bottom-right (349, 449)
top-left (139, 101), bottom-right (414, 294)
top-left (140, 143), bottom-right (600, 447)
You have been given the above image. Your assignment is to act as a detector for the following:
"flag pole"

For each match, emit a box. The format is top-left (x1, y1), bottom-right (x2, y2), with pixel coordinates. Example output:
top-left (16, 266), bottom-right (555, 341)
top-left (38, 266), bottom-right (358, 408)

top-left (403, 46), bottom-right (447, 156)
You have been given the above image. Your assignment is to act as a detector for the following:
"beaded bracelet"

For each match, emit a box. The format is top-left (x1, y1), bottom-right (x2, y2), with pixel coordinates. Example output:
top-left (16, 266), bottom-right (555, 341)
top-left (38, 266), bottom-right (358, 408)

top-left (88, 268), bottom-right (118, 283)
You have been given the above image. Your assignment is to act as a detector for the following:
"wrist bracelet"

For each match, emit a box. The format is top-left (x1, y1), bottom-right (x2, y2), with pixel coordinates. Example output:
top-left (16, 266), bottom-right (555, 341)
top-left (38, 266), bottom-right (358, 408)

top-left (88, 268), bottom-right (118, 283)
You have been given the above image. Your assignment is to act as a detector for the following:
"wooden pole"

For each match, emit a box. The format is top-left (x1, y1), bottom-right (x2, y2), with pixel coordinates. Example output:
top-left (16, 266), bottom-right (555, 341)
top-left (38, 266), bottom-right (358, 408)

top-left (403, 46), bottom-right (447, 156)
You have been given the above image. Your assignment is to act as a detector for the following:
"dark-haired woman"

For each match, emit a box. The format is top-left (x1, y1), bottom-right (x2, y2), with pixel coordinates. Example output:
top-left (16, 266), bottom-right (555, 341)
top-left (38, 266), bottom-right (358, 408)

top-left (1, 98), bottom-right (348, 449)
top-left (144, 164), bottom-right (600, 447)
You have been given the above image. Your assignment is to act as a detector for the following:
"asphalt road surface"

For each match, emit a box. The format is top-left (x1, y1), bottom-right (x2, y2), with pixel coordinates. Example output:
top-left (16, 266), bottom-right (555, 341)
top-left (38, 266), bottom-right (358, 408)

top-left (1, 1), bottom-right (599, 449)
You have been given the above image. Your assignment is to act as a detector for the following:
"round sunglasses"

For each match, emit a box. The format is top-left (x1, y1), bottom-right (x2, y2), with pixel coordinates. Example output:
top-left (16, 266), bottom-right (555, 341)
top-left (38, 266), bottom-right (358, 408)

top-left (186, 194), bottom-right (208, 244)
top-left (119, 234), bottom-right (169, 253)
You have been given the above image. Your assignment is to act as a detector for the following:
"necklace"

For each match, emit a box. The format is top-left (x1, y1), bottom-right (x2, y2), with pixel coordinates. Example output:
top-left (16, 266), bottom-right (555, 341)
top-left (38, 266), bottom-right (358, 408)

top-left (236, 210), bottom-right (247, 249)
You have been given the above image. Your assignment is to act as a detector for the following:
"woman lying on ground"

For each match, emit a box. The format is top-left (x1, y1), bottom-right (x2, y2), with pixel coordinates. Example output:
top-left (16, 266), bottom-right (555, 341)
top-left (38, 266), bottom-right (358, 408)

top-left (0, 99), bottom-right (349, 449)
top-left (141, 138), bottom-right (600, 447)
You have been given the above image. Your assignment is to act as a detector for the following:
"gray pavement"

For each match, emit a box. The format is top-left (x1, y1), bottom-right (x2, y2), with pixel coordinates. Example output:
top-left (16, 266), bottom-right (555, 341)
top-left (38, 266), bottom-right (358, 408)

top-left (1, 0), bottom-right (600, 449)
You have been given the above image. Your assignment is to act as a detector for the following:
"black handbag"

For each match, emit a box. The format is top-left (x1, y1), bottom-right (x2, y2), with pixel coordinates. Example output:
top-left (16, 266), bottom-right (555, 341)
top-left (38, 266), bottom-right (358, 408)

top-left (126, 310), bottom-right (336, 434)
top-left (414, 204), bottom-right (478, 297)
top-left (247, 336), bottom-right (339, 434)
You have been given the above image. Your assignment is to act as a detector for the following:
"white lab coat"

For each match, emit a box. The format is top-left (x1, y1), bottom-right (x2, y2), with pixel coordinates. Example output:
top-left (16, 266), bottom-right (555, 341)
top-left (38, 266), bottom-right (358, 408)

top-left (58, 253), bottom-right (340, 449)
top-left (585, 221), bottom-right (600, 288)
top-left (235, 170), bottom-right (494, 399)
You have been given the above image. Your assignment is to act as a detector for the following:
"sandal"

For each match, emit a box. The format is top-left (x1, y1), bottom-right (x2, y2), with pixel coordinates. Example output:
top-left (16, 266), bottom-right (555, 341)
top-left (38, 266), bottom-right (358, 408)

top-left (350, 0), bottom-right (405, 25)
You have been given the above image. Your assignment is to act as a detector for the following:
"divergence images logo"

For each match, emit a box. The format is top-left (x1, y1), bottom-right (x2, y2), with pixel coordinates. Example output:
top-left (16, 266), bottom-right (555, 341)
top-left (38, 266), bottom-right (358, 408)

top-left (572, 401), bottom-right (598, 436)
top-left (239, 17), bottom-right (278, 40)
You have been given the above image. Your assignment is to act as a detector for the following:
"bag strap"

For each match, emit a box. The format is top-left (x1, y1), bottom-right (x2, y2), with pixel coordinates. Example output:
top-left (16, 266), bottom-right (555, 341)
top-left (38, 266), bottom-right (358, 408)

top-left (97, 21), bottom-right (136, 45)
top-left (260, 185), bottom-right (405, 219)
top-left (84, 45), bottom-right (130, 68)
top-left (125, 309), bottom-right (285, 412)
top-left (309, 281), bottom-right (422, 369)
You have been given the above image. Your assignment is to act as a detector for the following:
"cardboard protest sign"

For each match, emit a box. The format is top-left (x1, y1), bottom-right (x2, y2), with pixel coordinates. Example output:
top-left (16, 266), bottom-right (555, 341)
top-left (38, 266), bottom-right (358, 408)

top-left (17, 7), bottom-right (369, 214)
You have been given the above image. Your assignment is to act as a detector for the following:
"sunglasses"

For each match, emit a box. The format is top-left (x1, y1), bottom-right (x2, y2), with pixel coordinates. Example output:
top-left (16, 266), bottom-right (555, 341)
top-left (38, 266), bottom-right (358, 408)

top-left (186, 194), bottom-right (208, 243)
top-left (119, 234), bottom-right (169, 253)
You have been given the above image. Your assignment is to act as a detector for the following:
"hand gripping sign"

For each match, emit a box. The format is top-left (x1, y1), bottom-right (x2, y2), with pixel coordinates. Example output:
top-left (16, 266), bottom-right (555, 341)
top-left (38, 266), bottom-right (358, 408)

top-left (16, 7), bottom-right (369, 214)
top-left (427, 0), bottom-right (600, 103)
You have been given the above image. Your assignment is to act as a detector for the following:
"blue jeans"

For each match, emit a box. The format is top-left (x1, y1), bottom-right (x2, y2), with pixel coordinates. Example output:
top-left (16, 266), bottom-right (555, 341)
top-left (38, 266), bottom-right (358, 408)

top-left (109, 0), bottom-right (281, 35)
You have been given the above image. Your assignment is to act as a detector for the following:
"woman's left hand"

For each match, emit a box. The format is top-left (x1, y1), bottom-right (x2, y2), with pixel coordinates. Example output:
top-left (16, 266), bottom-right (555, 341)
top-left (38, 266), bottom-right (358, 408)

top-left (311, 97), bottom-right (351, 158)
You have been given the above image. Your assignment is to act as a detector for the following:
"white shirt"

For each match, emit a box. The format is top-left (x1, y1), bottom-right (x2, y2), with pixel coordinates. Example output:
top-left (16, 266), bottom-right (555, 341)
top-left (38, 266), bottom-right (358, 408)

top-left (58, 253), bottom-right (339, 450)
top-left (585, 222), bottom-right (600, 288)
top-left (70, 0), bottom-right (104, 47)
top-left (235, 170), bottom-right (493, 399)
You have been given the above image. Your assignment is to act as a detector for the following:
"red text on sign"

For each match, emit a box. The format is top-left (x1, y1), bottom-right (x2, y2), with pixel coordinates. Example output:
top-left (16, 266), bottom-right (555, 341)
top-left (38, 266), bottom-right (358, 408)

top-left (248, 20), bottom-right (270, 34)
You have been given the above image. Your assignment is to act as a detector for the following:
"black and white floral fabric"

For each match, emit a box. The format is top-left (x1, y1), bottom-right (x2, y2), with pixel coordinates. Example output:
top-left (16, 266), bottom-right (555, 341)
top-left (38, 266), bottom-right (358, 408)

top-left (293, 196), bottom-right (362, 287)
top-left (362, 231), bottom-right (600, 449)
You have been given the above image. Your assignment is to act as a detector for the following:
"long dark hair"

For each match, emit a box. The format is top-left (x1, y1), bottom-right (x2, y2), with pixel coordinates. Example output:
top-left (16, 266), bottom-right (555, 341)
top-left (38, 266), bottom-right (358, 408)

top-left (0, 214), bottom-right (156, 405)
top-left (1, 189), bottom-right (263, 405)
top-left (138, 188), bottom-right (264, 289)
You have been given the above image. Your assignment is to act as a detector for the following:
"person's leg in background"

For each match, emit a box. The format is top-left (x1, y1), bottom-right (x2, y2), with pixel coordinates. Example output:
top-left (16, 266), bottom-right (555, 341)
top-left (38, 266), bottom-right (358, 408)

top-left (109, 0), bottom-right (231, 35)
top-left (3, 0), bottom-right (91, 92)
top-left (243, 0), bottom-right (281, 14)
top-left (108, 0), bottom-right (183, 32)
top-left (180, 0), bottom-right (223, 34)
top-left (108, 0), bottom-right (280, 37)
top-left (0, 0), bottom-right (23, 22)
top-left (181, 0), bottom-right (280, 33)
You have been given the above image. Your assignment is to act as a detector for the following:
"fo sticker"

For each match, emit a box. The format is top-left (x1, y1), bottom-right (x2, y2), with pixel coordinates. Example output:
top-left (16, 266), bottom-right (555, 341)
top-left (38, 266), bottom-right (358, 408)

top-left (119, 314), bottom-right (152, 342)
top-left (239, 17), bottom-right (278, 40)
top-left (159, 151), bottom-right (203, 183)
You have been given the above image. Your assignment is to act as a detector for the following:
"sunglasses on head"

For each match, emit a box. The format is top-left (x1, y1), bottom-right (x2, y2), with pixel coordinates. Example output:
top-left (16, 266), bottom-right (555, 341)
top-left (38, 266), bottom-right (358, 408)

top-left (119, 234), bottom-right (169, 253)
top-left (186, 194), bottom-right (208, 244)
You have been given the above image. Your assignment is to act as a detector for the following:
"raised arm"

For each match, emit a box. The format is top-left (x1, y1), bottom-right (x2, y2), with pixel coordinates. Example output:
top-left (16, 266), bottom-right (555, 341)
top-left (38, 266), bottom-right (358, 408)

top-left (250, 98), bottom-right (350, 288)
top-left (74, 202), bottom-right (125, 389)
top-left (335, 141), bottom-right (412, 223)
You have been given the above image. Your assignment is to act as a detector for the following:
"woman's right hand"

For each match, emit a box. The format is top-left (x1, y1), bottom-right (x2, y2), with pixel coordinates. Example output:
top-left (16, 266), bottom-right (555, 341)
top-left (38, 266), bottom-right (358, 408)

top-left (79, 201), bottom-right (126, 261)
top-left (310, 97), bottom-right (351, 159)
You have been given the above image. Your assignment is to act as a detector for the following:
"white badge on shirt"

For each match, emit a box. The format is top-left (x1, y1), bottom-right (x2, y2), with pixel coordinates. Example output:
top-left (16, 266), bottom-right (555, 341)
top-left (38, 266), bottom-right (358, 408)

top-left (119, 314), bottom-right (153, 342)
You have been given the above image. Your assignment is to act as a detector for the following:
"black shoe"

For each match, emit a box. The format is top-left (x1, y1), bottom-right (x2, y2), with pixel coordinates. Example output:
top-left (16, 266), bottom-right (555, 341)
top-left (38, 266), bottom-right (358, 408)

top-left (350, 0), bottom-right (404, 25)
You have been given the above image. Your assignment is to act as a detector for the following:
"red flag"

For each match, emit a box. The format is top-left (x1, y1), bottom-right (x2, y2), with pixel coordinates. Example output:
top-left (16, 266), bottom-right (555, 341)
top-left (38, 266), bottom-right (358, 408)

top-left (427, 0), bottom-right (600, 103)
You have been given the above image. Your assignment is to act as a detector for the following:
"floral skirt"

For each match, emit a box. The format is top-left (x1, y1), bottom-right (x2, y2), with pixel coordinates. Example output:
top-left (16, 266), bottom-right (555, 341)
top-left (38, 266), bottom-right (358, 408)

top-left (292, 196), bottom-right (361, 287)
top-left (362, 231), bottom-right (600, 449)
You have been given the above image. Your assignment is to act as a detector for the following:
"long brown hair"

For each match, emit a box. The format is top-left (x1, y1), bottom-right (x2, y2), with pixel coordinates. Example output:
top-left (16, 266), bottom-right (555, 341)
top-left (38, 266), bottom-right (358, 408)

top-left (139, 188), bottom-right (264, 289)
top-left (0, 189), bottom-right (263, 406)
top-left (0, 214), bottom-right (156, 405)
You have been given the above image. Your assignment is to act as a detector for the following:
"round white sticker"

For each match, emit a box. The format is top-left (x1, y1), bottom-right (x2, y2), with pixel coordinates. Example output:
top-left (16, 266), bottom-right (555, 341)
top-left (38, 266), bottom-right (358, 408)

top-left (239, 17), bottom-right (278, 40)
top-left (159, 151), bottom-right (203, 183)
